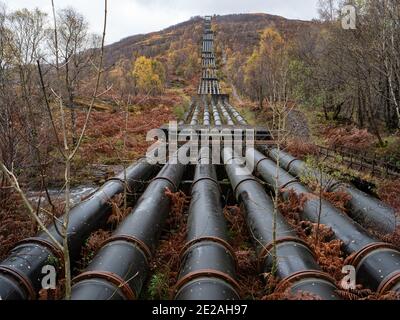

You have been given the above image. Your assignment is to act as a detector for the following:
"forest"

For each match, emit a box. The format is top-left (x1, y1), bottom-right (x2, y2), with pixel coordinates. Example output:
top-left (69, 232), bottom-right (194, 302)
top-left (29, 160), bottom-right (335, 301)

top-left (0, 0), bottom-right (399, 303)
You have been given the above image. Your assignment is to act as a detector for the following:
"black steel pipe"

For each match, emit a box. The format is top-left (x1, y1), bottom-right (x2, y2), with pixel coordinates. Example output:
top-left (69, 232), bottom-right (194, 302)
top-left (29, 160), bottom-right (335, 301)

top-left (266, 147), bottom-right (397, 234)
top-left (179, 101), bottom-right (195, 125)
top-left (0, 158), bottom-right (157, 300)
top-left (175, 150), bottom-right (240, 300)
top-left (211, 101), bottom-right (222, 126)
top-left (218, 100), bottom-right (234, 125)
top-left (190, 103), bottom-right (200, 126)
top-left (251, 149), bottom-right (400, 293)
top-left (223, 148), bottom-right (340, 299)
top-left (70, 147), bottom-right (188, 300)
top-left (223, 98), bottom-right (248, 126)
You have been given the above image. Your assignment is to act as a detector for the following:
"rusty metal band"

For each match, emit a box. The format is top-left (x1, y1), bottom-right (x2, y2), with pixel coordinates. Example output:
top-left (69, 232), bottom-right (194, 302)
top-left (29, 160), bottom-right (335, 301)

top-left (179, 236), bottom-right (237, 269)
top-left (175, 269), bottom-right (241, 297)
top-left (101, 235), bottom-right (152, 262)
top-left (233, 178), bottom-right (259, 198)
top-left (275, 270), bottom-right (337, 293)
top-left (377, 271), bottom-right (400, 294)
top-left (151, 176), bottom-right (177, 192)
top-left (104, 177), bottom-right (134, 194)
top-left (279, 179), bottom-right (300, 191)
top-left (286, 158), bottom-right (301, 172)
top-left (15, 238), bottom-right (65, 274)
top-left (0, 266), bottom-right (37, 300)
top-left (72, 271), bottom-right (136, 300)
top-left (191, 177), bottom-right (220, 191)
top-left (348, 242), bottom-right (399, 269)
top-left (255, 157), bottom-right (269, 173)
top-left (258, 237), bottom-right (316, 271)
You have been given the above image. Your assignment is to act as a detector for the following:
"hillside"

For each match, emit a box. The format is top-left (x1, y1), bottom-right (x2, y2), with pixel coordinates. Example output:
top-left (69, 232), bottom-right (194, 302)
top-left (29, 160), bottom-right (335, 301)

top-left (104, 13), bottom-right (318, 83)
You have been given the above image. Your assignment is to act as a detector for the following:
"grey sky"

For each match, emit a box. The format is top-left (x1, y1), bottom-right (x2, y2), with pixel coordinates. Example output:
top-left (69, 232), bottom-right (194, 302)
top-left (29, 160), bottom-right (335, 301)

top-left (5, 0), bottom-right (320, 44)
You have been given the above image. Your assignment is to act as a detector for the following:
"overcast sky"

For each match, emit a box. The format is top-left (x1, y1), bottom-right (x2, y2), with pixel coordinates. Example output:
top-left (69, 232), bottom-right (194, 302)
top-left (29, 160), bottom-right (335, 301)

top-left (5, 0), bottom-right (320, 44)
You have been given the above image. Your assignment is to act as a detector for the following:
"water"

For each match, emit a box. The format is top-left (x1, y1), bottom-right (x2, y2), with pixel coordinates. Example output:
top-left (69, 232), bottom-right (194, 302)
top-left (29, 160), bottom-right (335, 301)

top-left (28, 185), bottom-right (97, 207)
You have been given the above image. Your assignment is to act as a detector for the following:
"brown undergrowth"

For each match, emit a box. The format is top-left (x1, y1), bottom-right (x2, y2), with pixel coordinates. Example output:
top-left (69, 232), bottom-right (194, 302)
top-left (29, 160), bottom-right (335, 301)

top-left (144, 188), bottom-right (189, 300)
top-left (279, 191), bottom-right (399, 300)
top-left (284, 139), bottom-right (318, 159)
top-left (278, 191), bottom-right (345, 281)
top-left (0, 193), bottom-right (34, 260)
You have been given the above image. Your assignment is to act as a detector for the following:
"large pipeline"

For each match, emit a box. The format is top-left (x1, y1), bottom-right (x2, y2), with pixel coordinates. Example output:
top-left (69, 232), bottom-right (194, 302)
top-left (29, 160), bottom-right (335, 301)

top-left (70, 147), bottom-right (188, 300)
top-left (203, 98), bottom-right (211, 126)
top-left (179, 101), bottom-right (195, 126)
top-left (190, 103), bottom-right (201, 126)
top-left (265, 147), bottom-right (397, 235)
top-left (0, 159), bottom-right (157, 300)
top-left (223, 148), bottom-right (340, 299)
top-left (218, 100), bottom-right (234, 125)
top-left (250, 149), bottom-right (400, 293)
top-left (175, 150), bottom-right (240, 300)
top-left (223, 98), bottom-right (248, 126)
top-left (211, 100), bottom-right (222, 126)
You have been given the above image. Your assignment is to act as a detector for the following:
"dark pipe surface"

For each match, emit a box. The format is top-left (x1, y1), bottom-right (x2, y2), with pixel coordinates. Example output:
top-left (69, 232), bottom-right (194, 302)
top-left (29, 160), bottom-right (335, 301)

top-left (71, 148), bottom-right (188, 300)
top-left (223, 148), bottom-right (340, 299)
top-left (266, 147), bottom-right (397, 234)
top-left (175, 152), bottom-right (240, 300)
top-left (0, 159), bottom-right (157, 300)
top-left (252, 149), bottom-right (400, 293)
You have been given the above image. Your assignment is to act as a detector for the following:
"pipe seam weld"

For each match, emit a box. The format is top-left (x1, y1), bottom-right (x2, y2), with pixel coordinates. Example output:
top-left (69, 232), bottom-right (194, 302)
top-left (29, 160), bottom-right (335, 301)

top-left (258, 237), bottom-right (317, 271)
top-left (285, 158), bottom-right (301, 172)
top-left (279, 179), bottom-right (300, 191)
top-left (179, 236), bottom-right (237, 269)
top-left (233, 178), bottom-right (259, 198)
top-left (72, 271), bottom-right (136, 300)
top-left (15, 238), bottom-right (65, 274)
top-left (151, 176), bottom-right (177, 192)
top-left (275, 270), bottom-right (337, 293)
top-left (0, 266), bottom-right (36, 300)
top-left (174, 269), bottom-right (241, 297)
top-left (255, 156), bottom-right (269, 172)
top-left (104, 177), bottom-right (134, 194)
top-left (349, 242), bottom-right (399, 270)
top-left (191, 177), bottom-right (220, 191)
top-left (377, 270), bottom-right (400, 294)
top-left (100, 235), bottom-right (153, 262)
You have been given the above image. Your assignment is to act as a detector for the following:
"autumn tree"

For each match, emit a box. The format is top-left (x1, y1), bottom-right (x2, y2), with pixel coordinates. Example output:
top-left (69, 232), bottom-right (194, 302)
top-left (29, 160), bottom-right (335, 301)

top-left (132, 56), bottom-right (166, 95)
top-left (243, 27), bottom-right (288, 110)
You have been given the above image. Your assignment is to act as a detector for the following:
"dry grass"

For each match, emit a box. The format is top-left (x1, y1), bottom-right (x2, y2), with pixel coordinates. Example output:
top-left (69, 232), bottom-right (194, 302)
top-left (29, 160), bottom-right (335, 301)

top-left (278, 191), bottom-right (345, 281)
top-left (145, 189), bottom-right (189, 299)
top-left (224, 205), bottom-right (265, 300)
top-left (284, 138), bottom-right (318, 159)
top-left (0, 193), bottom-right (34, 260)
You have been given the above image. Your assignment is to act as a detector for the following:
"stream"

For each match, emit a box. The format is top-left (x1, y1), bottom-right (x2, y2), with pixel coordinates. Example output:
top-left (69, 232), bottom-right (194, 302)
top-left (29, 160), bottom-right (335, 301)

top-left (27, 185), bottom-right (98, 207)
